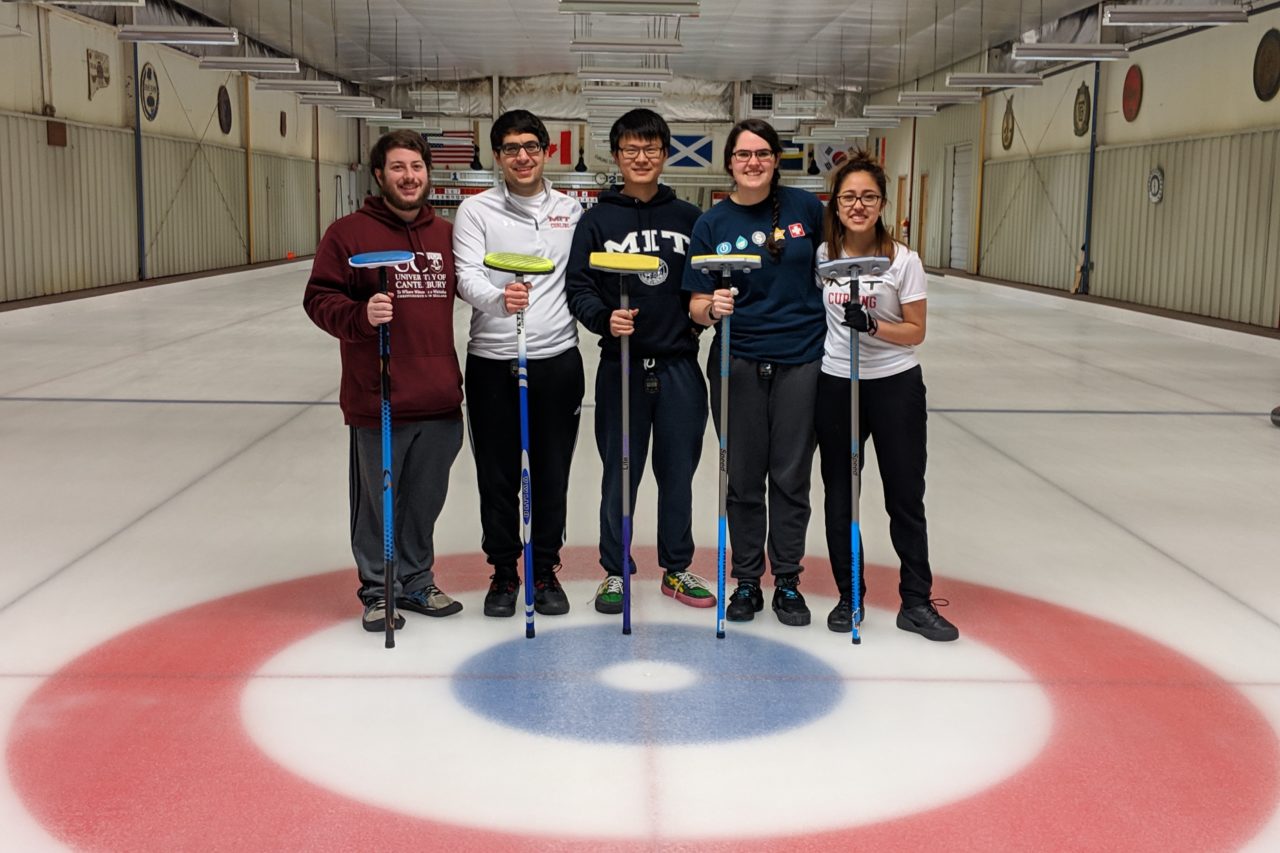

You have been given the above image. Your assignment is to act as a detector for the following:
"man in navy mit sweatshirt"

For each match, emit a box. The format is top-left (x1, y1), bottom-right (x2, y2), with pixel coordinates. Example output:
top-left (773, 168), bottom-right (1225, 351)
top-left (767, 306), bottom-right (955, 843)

top-left (566, 109), bottom-right (713, 614)
top-left (304, 130), bottom-right (464, 633)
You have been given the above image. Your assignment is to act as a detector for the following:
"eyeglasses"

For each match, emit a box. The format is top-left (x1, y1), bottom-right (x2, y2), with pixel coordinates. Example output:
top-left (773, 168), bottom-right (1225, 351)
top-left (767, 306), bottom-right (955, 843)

top-left (498, 141), bottom-right (545, 157)
top-left (730, 149), bottom-right (776, 163)
top-left (618, 145), bottom-right (664, 160)
top-left (836, 192), bottom-right (883, 208)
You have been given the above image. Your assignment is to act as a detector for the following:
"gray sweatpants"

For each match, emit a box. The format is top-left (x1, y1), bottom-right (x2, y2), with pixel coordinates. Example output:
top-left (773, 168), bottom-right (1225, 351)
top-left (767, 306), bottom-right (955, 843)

top-left (349, 417), bottom-right (463, 603)
top-left (707, 354), bottom-right (819, 581)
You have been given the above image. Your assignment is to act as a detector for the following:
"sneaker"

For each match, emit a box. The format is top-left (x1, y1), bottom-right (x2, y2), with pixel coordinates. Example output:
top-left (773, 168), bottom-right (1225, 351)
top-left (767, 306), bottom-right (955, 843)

top-left (725, 581), bottom-right (763, 622)
top-left (897, 599), bottom-right (959, 642)
top-left (362, 598), bottom-right (405, 633)
top-left (661, 570), bottom-right (716, 608)
top-left (483, 569), bottom-right (520, 618)
top-left (534, 566), bottom-right (570, 615)
top-left (398, 584), bottom-right (462, 618)
top-left (594, 575), bottom-right (624, 614)
top-left (826, 594), bottom-right (865, 633)
top-left (772, 575), bottom-right (811, 627)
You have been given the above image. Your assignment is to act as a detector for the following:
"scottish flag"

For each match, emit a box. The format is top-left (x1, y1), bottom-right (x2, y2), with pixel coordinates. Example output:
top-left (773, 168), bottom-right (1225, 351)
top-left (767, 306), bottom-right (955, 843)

top-left (668, 134), bottom-right (714, 168)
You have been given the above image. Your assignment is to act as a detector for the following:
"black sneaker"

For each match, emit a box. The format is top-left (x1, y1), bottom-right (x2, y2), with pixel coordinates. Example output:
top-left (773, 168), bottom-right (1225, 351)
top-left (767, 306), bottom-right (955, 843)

top-left (362, 598), bottom-right (405, 633)
top-left (897, 599), bottom-right (959, 642)
top-left (771, 575), bottom-right (810, 627)
top-left (725, 581), bottom-right (763, 622)
top-left (826, 594), bottom-right (865, 633)
top-left (483, 569), bottom-right (520, 618)
top-left (534, 566), bottom-right (570, 615)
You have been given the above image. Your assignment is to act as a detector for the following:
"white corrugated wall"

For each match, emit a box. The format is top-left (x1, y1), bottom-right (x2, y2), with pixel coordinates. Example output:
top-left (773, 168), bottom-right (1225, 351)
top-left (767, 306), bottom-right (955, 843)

top-left (252, 152), bottom-right (320, 262)
top-left (978, 151), bottom-right (1089, 291)
top-left (0, 113), bottom-right (136, 301)
top-left (142, 135), bottom-right (248, 279)
top-left (1092, 129), bottom-right (1280, 327)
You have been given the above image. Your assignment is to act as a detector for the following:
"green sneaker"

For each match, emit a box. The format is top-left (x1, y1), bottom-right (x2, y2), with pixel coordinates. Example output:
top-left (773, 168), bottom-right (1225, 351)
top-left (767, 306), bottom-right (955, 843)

top-left (661, 570), bottom-right (716, 608)
top-left (594, 575), bottom-right (624, 614)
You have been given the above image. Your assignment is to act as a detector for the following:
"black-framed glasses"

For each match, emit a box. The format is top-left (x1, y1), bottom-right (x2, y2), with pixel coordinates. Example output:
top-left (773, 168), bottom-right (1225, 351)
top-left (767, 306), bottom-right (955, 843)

top-left (730, 149), bottom-right (776, 163)
top-left (618, 145), bottom-right (664, 161)
top-left (499, 141), bottom-right (545, 157)
top-left (836, 192), bottom-right (883, 208)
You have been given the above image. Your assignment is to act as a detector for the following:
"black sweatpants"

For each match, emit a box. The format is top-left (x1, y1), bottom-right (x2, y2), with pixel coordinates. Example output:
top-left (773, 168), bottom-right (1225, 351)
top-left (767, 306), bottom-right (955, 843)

top-left (815, 365), bottom-right (933, 607)
top-left (595, 354), bottom-right (707, 576)
top-left (707, 351), bottom-right (819, 581)
top-left (465, 348), bottom-right (584, 575)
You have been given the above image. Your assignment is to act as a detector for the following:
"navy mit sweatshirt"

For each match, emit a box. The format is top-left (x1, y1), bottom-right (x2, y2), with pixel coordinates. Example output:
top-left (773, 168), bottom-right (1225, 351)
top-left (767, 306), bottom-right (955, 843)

top-left (566, 185), bottom-right (702, 361)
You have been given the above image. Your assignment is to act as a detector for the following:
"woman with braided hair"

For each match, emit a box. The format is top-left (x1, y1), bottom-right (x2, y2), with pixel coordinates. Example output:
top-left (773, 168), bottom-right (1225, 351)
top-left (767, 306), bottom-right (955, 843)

top-left (683, 118), bottom-right (825, 627)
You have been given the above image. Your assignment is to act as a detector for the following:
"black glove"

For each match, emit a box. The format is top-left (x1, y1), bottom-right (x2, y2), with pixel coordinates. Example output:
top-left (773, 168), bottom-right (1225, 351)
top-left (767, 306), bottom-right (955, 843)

top-left (841, 302), bottom-right (878, 336)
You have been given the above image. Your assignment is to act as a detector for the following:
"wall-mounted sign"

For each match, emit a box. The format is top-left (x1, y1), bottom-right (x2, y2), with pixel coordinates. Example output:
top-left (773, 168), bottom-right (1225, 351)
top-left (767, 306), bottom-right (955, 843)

top-left (1001, 97), bottom-right (1015, 150)
top-left (1073, 82), bottom-right (1091, 137)
top-left (1122, 65), bottom-right (1142, 122)
top-left (87, 49), bottom-right (110, 100)
top-left (217, 85), bottom-right (232, 135)
top-left (139, 62), bottom-right (159, 121)
top-left (1254, 28), bottom-right (1280, 102)
top-left (1147, 166), bottom-right (1164, 204)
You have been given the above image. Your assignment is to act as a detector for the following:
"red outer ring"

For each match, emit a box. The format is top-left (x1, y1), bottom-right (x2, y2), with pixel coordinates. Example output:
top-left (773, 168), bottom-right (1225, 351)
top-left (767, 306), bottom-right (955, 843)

top-left (8, 549), bottom-right (1279, 851)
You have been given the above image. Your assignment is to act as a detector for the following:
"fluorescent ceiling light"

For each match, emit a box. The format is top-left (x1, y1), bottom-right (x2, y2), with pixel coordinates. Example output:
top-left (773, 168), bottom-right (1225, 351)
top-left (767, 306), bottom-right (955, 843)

top-left (588, 97), bottom-right (658, 107)
top-left (833, 118), bottom-right (901, 129)
top-left (255, 79), bottom-right (344, 94)
top-left (409, 90), bottom-right (460, 101)
top-left (773, 99), bottom-right (824, 109)
top-left (299, 95), bottom-right (377, 108)
top-left (582, 83), bottom-right (663, 94)
top-left (118, 25), bottom-right (240, 46)
top-left (560, 0), bottom-right (700, 14)
top-left (377, 120), bottom-right (443, 132)
top-left (792, 134), bottom-right (866, 144)
top-left (335, 108), bottom-right (404, 120)
top-left (47, 0), bottom-right (144, 5)
top-left (770, 114), bottom-right (819, 120)
top-left (946, 72), bottom-right (1043, 88)
top-left (863, 104), bottom-right (938, 117)
top-left (577, 66), bottom-right (673, 82)
top-left (898, 90), bottom-right (983, 105)
top-left (1102, 4), bottom-right (1247, 26)
top-left (199, 56), bottom-right (301, 74)
top-left (1010, 42), bottom-right (1130, 61)
top-left (570, 37), bottom-right (683, 54)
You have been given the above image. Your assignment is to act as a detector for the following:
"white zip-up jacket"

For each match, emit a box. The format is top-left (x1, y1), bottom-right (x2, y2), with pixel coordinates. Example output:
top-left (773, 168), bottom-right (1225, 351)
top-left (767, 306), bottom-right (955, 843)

top-left (453, 179), bottom-right (582, 360)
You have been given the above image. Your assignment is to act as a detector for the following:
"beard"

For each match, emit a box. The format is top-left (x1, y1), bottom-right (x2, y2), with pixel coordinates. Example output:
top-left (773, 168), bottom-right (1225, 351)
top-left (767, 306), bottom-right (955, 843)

top-left (380, 178), bottom-right (426, 212)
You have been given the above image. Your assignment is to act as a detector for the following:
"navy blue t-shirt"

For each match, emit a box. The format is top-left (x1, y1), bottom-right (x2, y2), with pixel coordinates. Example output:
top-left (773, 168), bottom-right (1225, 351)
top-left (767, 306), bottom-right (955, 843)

top-left (681, 185), bottom-right (825, 364)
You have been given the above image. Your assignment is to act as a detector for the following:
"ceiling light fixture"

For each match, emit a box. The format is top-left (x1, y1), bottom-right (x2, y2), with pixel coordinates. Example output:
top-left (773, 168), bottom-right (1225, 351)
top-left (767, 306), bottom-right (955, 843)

top-left (298, 95), bottom-right (377, 108)
top-left (1010, 42), bottom-right (1130, 62)
top-left (863, 104), bottom-right (939, 117)
top-left (559, 0), bottom-right (700, 14)
top-left (833, 118), bottom-right (902, 129)
top-left (199, 56), bottom-right (301, 74)
top-left (334, 108), bottom-right (404, 120)
top-left (255, 79), bottom-right (344, 94)
top-left (570, 37), bottom-right (684, 54)
top-left (577, 66), bottom-right (673, 82)
top-left (1101, 4), bottom-right (1247, 26)
top-left (117, 25), bottom-right (240, 46)
top-left (898, 90), bottom-right (983, 105)
top-left (946, 71), bottom-right (1043, 88)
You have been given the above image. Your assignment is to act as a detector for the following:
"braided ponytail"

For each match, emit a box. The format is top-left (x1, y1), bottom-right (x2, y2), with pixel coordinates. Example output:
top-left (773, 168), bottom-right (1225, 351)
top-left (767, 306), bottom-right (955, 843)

top-left (764, 170), bottom-right (783, 263)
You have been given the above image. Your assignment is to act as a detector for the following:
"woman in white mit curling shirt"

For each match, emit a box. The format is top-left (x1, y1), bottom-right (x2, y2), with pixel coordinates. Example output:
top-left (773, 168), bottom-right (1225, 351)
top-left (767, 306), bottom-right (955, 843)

top-left (814, 151), bottom-right (959, 643)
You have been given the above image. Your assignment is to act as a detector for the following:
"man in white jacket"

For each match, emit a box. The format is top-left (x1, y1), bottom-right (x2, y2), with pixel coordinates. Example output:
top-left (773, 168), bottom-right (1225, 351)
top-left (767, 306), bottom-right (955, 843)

top-left (453, 109), bottom-right (584, 617)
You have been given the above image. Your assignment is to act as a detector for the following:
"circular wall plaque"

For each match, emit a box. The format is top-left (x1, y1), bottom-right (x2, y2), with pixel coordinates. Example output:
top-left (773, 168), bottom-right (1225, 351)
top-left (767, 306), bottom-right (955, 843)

top-left (1122, 65), bottom-right (1142, 122)
top-left (217, 85), bottom-right (232, 135)
top-left (1001, 97), bottom-right (1015, 150)
top-left (1254, 29), bottom-right (1280, 102)
top-left (139, 62), bottom-right (159, 122)
top-left (1073, 82), bottom-right (1091, 137)
top-left (279, 111), bottom-right (287, 138)
top-left (1147, 166), bottom-right (1164, 204)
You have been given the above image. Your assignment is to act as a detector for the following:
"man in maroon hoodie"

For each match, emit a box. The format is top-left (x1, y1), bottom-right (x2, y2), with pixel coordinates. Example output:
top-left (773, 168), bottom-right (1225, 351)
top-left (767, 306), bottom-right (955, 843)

top-left (304, 130), bottom-right (465, 633)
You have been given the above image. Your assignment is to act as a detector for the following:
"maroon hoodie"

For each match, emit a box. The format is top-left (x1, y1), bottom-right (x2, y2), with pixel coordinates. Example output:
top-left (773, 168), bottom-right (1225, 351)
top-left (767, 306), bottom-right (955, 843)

top-left (304, 196), bottom-right (462, 428)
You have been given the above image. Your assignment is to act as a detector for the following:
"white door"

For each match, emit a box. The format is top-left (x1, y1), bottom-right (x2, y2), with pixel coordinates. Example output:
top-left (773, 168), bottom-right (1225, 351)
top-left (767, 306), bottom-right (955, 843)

top-left (949, 144), bottom-right (973, 271)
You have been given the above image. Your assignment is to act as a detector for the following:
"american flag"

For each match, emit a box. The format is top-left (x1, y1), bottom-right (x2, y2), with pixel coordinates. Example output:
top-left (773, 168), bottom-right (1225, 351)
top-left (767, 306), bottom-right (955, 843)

top-left (426, 130), bottom-right (476, 167)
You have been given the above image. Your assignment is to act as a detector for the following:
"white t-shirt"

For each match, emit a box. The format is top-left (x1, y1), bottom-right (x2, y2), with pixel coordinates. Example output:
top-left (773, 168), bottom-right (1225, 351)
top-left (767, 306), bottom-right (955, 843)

top-left (816, 241), bottom-right (926, 380)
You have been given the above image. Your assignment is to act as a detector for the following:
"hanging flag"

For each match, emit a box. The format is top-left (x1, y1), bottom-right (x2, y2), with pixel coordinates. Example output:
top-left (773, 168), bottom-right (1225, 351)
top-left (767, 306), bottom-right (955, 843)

top-left (779, 139), bottom-right (804, 171)
top-left (427, 130), bottom-right (476, 166)
top-left (546, 129), bottom-right (573, 165)
top-left (668, 133), bottom-right (714, 168)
